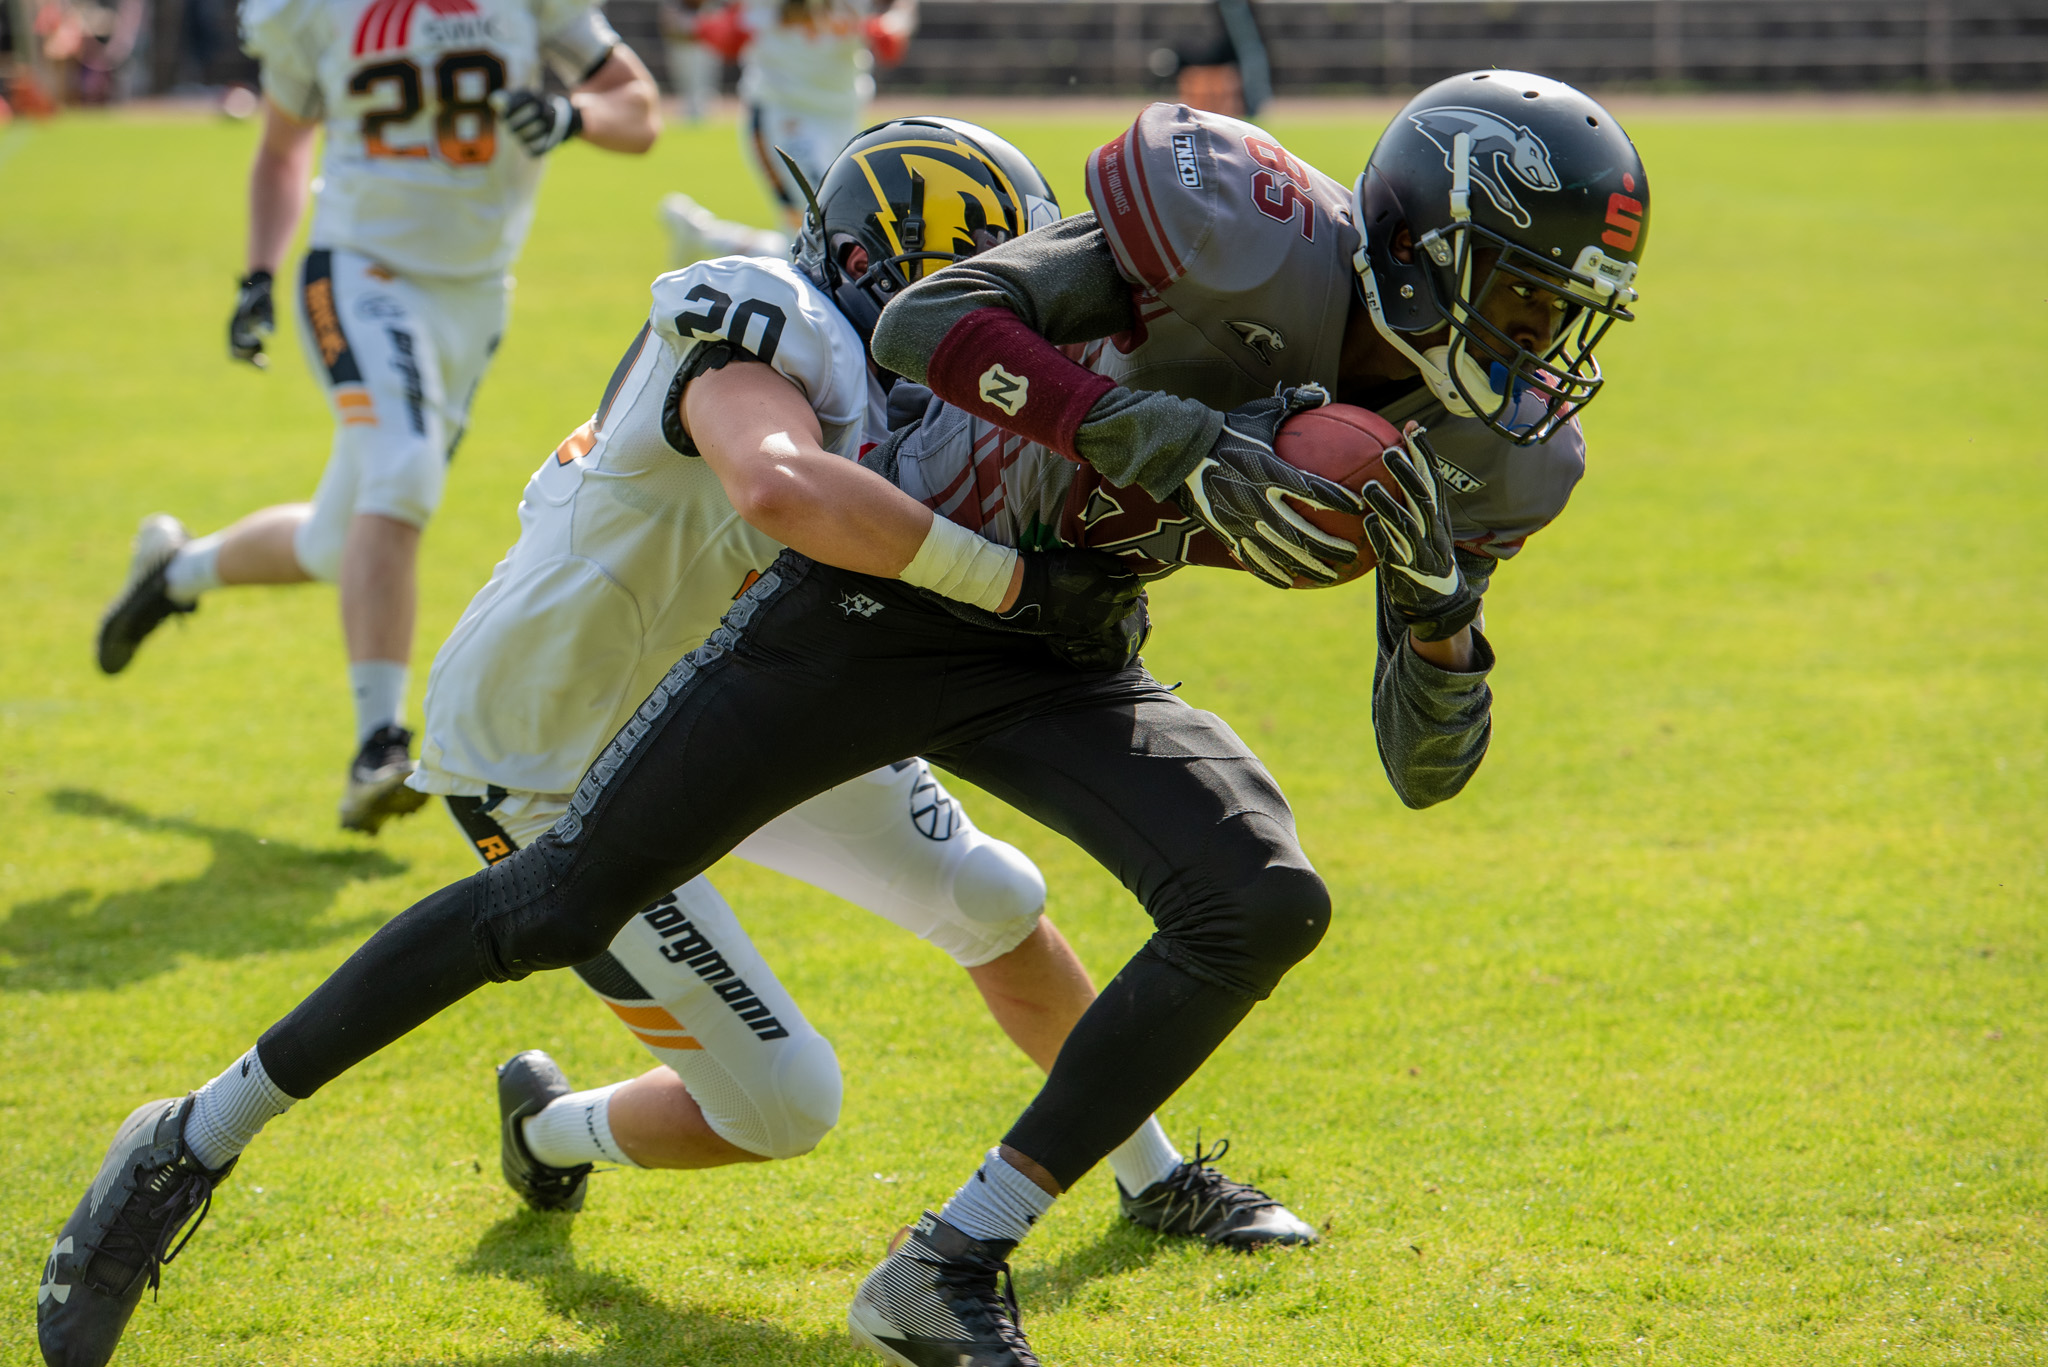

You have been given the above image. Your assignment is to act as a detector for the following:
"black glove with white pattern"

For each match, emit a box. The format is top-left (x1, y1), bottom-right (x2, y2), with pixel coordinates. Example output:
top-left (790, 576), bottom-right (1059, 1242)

top-left (1361, 424), bottom-right (1484, 641)
top-left (998, 548), bottom-right (1145, 639)
top-left (227, 270), bottom-right (274, 368)
top-left (491, 88), bottom-right (583, 156)
top-left (1180, 383), bottom-right (1366, 589)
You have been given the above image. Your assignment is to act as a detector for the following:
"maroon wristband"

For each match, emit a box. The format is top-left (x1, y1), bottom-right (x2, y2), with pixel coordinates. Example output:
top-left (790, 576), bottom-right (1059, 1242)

top-left (924, 307), bottom-right (1118, 461)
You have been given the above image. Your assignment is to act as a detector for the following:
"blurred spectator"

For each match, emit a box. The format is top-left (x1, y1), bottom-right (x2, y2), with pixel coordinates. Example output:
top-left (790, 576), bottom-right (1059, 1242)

top-left (659, 0), bottom-right (917, 264)
top-left (34, 0), bottom-right (143, 103)
top-left (659, 0), bottom-right (718, 121)
top-left (1155, 0), bottom-right (1271, 117)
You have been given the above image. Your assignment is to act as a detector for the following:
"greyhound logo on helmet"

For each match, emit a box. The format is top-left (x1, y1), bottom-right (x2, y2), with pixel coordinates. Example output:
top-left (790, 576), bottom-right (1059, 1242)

top-left (1409, 107), bottom-right (1560, 229)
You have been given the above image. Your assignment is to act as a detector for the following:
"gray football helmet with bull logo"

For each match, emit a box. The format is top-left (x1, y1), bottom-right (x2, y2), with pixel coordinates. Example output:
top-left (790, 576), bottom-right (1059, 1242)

top-left (1353, 70), bottom-right (1650, 445)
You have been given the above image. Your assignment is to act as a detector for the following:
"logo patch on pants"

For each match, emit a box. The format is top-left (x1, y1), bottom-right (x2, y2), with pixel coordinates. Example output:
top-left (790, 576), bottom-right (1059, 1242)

top-left (838, 592), bottom-right (884, 618)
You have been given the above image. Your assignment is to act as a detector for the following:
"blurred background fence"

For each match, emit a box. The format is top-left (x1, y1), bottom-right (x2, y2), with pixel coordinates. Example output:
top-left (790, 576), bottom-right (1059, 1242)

top-left (6, 0), bottom-right (2045, 104)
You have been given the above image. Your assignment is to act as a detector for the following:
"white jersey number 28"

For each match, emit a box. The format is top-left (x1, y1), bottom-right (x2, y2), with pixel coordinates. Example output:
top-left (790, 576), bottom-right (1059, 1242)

top-left (351, 50), bottom-right (506, 163)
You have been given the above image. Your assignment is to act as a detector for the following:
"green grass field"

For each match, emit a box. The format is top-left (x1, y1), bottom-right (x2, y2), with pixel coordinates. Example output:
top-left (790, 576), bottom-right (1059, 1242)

top-left (2, 100), bottom-right (2045, 1365)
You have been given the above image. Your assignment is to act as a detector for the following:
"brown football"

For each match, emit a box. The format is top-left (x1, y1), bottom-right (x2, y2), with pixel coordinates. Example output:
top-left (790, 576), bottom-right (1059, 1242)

top-left (1272, 403), bottom-right (1399, 587)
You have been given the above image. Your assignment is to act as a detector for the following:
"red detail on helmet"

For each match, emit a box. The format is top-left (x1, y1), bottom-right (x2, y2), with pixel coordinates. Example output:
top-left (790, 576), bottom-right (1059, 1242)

top-left (1622, 172), bottom-right (1636, 192)
top-left (1601, 193), bottom-right (1643, 252)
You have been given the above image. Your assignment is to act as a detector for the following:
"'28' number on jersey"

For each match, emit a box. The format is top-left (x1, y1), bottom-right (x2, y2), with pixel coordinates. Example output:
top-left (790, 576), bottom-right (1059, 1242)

top-left (352, 50), bottom-right (506, 164)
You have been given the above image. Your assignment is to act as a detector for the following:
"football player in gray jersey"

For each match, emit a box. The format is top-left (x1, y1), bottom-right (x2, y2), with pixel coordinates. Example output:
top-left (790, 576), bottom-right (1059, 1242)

top-left (873, 71), bottom-right (1647, 814)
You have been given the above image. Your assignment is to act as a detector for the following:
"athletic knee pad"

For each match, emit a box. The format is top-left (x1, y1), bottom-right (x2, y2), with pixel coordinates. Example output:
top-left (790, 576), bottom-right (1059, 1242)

top-left (675, 1029), bottom-right (842, 1160)
top-left (291, 508), bottom-right (345, 583)
top-left (763, 1030), bottom-right (843, 1159)
top-left (949, 837), bottom-right (1047, 926)
top-left (1228, 861), bottom-right (1332, 998)
top-left (472, 836), bottom-right (623, 979)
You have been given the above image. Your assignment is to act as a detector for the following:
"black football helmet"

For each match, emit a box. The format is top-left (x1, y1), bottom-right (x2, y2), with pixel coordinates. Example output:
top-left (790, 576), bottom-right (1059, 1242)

top-left (1352, 71), bottom-right (1649, 445)
top-left (788, 117), bottom-right (1062, 342)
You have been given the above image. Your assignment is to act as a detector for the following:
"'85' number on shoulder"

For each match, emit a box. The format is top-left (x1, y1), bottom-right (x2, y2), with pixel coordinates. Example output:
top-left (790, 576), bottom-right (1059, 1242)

top-left (351, 50), bottom-right (506, 163)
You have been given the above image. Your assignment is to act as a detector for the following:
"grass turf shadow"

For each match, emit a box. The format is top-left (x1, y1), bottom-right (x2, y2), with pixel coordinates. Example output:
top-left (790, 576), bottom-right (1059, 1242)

top-left (390, 1211), bottom-right (866, 1367)
top-left (0, 788), bottom-right (403, 992)
top-left (1014, 1214), bottom-right (1182, 1315)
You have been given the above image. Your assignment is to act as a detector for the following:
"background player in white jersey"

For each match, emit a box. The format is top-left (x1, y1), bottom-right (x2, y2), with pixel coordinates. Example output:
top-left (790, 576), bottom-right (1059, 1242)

top-left (657, 0), bottom-right (717, 120)
top-left (657, 0), bottom-right (915, 264)
top-left (92, 0), bottom-right (660, 833)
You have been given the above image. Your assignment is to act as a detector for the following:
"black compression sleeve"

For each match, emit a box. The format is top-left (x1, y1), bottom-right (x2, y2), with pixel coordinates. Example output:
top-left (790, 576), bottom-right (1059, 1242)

top-left (1370, 579), bottom-right (1495, 809)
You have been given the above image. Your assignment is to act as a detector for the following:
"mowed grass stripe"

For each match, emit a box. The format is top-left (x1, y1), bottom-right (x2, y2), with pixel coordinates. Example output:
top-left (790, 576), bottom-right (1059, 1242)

top-left (0, 106), bottom-right (2043, 1365)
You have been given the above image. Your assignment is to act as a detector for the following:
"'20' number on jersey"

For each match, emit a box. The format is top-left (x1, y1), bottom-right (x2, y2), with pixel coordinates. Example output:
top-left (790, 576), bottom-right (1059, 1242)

top-left (1244, 135), bottom-right (1316, 242)
top-left (352, 50), bottom-right (506, 164)
top-left (674, 284), bottom-right (787, 366)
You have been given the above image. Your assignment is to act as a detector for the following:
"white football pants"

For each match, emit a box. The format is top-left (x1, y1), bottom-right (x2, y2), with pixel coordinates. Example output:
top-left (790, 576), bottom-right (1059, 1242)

top-left (290, 247), bottom-right (509, 581)
top-left (450, 759), bottom-right (1045, 1158)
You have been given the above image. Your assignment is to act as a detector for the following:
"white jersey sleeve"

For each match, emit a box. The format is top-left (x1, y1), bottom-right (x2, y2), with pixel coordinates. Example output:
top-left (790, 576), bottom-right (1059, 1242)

top-left (531, 0), bottom-right (617, 85)
top-left (240, 0), bottom-right (324, 120)
top-left (415, 257), bottom-right (874, 797)
top-left (650, 255), bottom-right (871, 456)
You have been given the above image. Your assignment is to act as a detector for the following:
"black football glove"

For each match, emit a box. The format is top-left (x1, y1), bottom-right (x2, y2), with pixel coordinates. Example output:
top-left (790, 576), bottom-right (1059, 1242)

top-left (1361, 425), bottom-right (1484, 641)
top-left (997, 548), bottom-right (1145, 638)
top-left (1179, 383), bottom-right (1366, 589)
top-left (228, 270), bottom-right (274, 368)
top-left (491, 88), bottom-right (582, 156)
top-left (1047, 593), bottom-right (1151, 673)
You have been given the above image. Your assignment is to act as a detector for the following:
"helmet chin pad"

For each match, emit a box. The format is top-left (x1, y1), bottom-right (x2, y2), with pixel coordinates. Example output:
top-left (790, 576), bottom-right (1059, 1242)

top-left (1419, 344), bottom-right (1514, 418)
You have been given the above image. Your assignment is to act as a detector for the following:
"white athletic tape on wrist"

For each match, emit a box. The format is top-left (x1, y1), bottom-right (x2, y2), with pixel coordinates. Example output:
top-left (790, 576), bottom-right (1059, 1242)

top-left (898, 514), bottom-right (1019, 613)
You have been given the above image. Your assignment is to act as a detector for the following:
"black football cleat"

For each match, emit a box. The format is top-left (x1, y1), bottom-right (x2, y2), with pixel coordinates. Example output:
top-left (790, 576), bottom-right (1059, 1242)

top-left (497, 1050), bottom-right (590, 1213)
top-left (849, 1212), bottom-right (1040, 1367)
top-left (96, 514), bottom-right (194, 675)
top-left (338, 724), bottom-right (430, 834)
top-left (38, 1096), bottom-right (234, 1367)
top-left (1118, 1139), bottom-right (1318, 1250)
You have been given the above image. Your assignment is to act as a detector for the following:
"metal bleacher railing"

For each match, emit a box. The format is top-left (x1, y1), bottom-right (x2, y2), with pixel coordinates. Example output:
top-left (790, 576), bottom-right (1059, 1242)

top-left (66, 0), bottom-right (2048, 99)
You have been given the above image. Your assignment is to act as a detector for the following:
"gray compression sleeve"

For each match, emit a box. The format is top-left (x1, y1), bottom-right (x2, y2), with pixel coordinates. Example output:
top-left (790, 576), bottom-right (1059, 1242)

top-left (872, 213), bottom-right (1226, 499)
top-left (1371, 578), bottom-right (1495, 809)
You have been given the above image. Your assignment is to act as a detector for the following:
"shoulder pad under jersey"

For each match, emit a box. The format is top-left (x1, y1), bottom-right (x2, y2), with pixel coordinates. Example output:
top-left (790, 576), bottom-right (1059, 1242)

top-left (648, 256), bottom-right (868, 436)
top-left (238, 0), bottom-right (308, 59)
top-left (1382, 394), bottom-right (1587, 560)
top-left (1084, 103), bottom-right (1359, 388)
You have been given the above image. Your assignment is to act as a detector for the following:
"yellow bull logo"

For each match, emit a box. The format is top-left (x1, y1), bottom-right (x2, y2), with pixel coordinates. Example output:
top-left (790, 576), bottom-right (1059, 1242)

top-left (852, 140), bottom-right (1023, 281)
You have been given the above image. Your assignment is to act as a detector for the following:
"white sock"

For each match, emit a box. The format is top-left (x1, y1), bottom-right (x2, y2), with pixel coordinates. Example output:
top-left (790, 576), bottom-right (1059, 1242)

top-left (164, 532), bottom-right (225, 605)
top-left (520, 1082), bottom-right (640, 1168)
top-left (185, 1047), bottom-right (296, 1170)
top-left (938, 1148), bottom-right (1055, 1246)
top-left (348, 659), bottom-right (408, 743)
top-left (1107, 1117), bottom-right (1183, 1195)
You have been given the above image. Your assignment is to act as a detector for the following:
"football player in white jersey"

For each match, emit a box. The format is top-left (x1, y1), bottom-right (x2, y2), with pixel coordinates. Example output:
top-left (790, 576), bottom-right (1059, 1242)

top-left (92, 0), bottom-right (660, 834)
top-left (37, 118), bottom-right (1306, 1367)
top-left (425, 118), bottom-right (1299, 1238)
top-left (657, 0), bottom-right (915, 264)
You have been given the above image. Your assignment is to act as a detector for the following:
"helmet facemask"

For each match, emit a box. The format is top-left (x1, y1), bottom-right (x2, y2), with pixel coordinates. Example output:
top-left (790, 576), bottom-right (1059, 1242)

top-left (1355, 126), bottom-right (1641, 445)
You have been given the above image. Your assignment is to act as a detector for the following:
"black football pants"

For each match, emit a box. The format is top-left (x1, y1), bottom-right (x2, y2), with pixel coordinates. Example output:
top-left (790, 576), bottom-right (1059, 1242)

top-left (258, 553), bottom-right (1330, 1190)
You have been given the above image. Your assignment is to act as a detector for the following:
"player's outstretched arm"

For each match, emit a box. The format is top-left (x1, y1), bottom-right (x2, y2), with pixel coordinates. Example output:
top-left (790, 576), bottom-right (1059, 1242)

top-left (231, 98), bottom-right (317, 367)
top-left (569, 43), bottom-right (660, 153)
top-left (682, 356), bottom-right (1139, 635)
top-left (1364, 427), bottom-right (1498, 806)
top-left (494, 44), bottom-right (659, 157)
